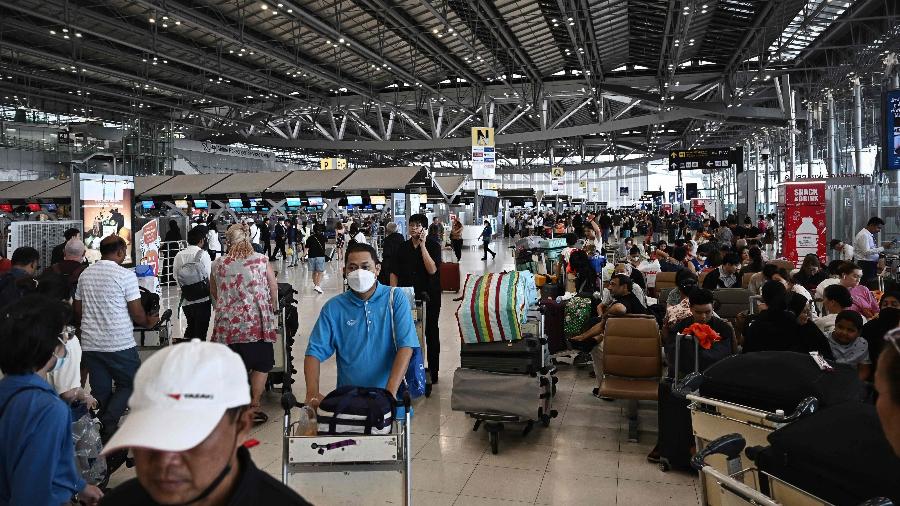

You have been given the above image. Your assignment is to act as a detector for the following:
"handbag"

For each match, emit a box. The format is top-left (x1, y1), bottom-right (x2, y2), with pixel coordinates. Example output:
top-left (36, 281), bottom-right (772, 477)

top-left (390, 287), bottom-right (427, 399)
top-left (317, 386), bottom-right (396, 435)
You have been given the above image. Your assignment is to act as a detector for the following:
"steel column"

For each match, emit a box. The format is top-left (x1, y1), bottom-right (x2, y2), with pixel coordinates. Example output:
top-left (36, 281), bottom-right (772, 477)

top-left (852, 78), bottom-right (863, 175)
top-left (826, 92), bottom-right (838, 176)
top-left (806, 108), bottom-right (814, 177)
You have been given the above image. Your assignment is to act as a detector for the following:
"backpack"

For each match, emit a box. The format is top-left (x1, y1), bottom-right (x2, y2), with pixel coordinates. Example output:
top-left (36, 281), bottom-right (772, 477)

top-left (139, 287), bottom-right (160, 315)
top-left (564, 296), bottom-right (594, 337)
top-left (0, 272), bottom-right (36, 309)
top-left (176, 249), bottom-right (209, 301)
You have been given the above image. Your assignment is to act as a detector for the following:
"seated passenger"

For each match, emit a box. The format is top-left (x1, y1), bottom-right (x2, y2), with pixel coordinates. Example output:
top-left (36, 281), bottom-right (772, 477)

top-left (99, 340), bottom-right (311, 505)
top-left (837, 262), bottom-right (880, 319)
top-left (666, 288), bottom-right (735, 372)
top-left (738, 246), bottom-right (765, 279)
top-left (793, 253), bottom-right (827, 292)
top-left (743, 281), bottom-right (827, 355)
top-left (814, 284), bottom-right (860, 335)
top-left (827, 310), bottom-right (871, 381)
top-left (304, 244), bottom-right (418, 408)
top-left (875, 329), bottom-right (900, 456)
top-left (701, 252), bottom-right (740, 289)
top-left (0, 295), bottom-right (103, 505)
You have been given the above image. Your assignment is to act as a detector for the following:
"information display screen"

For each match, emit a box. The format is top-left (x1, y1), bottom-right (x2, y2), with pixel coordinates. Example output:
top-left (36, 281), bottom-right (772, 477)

top-left (885, 90), bottom-right (900, 171)
top-left (347, 195), bottom-right (363, 205)
top-left (228, 198), bottom-right (243, 208)
top-left (286, 197), bottom-right (302, 207)
top-left (307, 197), bottom-right (323, 206)
top-left (193, 199), bottom-right (208, 209)
top-left (370, 195), bottom-right (386, 205)
top-left (174, 199), bottom-right (189, 209)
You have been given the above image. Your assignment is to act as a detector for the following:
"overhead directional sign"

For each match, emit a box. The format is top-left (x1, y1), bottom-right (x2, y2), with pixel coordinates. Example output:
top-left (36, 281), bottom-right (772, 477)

top-left (320, 158), bottom-right (347, 170)
top-left (471, 127), bottom-right (496, 180)
top-left (550, 167), bottom-right (564, 178)
top-left (668, 147), bottom-right (743, 173)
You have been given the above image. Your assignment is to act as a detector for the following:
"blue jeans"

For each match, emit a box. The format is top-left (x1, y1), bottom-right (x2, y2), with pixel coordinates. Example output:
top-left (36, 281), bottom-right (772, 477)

top-left (83, 347), bottom-right (141, 436)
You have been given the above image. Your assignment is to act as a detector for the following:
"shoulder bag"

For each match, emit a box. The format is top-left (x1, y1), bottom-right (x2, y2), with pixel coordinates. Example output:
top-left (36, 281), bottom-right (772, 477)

top-left (390, 287), bottom-right (427, 399)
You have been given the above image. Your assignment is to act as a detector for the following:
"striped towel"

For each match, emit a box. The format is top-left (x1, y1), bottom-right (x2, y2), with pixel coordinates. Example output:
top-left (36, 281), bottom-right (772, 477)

top-left (456, 272), bottom-right (536, 344)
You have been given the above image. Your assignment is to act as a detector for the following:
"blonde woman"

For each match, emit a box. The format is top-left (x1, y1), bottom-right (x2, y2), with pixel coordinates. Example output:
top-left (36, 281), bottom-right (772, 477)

top-left (209, 224), bottom-right (279, 424)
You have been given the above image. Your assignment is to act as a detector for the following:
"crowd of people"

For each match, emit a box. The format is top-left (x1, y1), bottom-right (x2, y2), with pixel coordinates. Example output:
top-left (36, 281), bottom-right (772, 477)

top-left (0, 203), bottom-right (898, 505)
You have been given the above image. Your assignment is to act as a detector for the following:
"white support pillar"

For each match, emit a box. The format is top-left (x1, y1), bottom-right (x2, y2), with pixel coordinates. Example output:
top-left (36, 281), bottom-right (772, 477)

top-left (852, 78), bottom-right (863, 175)
top-left (826, 92), bottom-right (838, 176)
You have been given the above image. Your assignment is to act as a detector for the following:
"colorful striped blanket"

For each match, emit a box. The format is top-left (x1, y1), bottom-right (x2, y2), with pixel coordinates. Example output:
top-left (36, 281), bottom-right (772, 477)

top-left (456, 271), bottom-right (537, 344)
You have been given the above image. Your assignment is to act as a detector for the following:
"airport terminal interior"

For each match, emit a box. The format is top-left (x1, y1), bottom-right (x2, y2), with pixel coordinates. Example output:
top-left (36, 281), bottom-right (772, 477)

top-left (1, 0), bottom-right (900, 504)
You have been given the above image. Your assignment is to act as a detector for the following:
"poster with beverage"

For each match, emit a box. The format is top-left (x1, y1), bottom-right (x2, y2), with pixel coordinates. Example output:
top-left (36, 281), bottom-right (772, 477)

top-left (79, 174), bottom-right (134, 264)
top-left (780, 181), bottom-right (827, 266)
top-left (138, 219), bottom-right (160, 275)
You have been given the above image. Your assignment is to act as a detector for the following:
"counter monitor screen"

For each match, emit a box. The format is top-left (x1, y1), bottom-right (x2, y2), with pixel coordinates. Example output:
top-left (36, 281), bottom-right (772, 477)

top-left (286, 197), bottom-right (302, 207)
top-left (0, 204), bottom-right (12, 213)
top-left (347, 195), bottom-right (363, 205)
top-left (308, 197), bottom-right (323, 206)
top-left (27, 203), bottom-right (41, 212)
top-left (370, 195), bottom-right (386, 205)
top-left (193, 199), bottom-right (208, 209)
top-left (228, 198), bottom-right (243, 208)
top-left (141, 201), bottom-right (155, 210)
top-left (174, 199), bottom-right (189, 209)
top-left (44, 203), bottom-right (58, 212)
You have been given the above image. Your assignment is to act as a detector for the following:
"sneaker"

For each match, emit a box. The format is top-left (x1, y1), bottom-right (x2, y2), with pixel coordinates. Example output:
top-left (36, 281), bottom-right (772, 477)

top-left (253, 411), bottom-right (269, 425)
top-left (592, 388), bottom-right (614, 402)
top-left (314, 285), bottom-right (323, 294)
top-left (646, 445), bottom-right (661, 464)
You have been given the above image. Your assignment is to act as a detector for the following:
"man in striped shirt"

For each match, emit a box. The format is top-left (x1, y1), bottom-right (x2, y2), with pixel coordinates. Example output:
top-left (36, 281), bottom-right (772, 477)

top-left (74, 236), bottom-right (158, 442)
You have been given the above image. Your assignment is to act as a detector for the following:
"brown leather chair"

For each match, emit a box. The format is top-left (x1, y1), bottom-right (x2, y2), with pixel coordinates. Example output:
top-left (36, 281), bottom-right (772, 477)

top-left (654, 271), bottom-right (677, 297)
top-left (599, 316), bottom-right (663, 442)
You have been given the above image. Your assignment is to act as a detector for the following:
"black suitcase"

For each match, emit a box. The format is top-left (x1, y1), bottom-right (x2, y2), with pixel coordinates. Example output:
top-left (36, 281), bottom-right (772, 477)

top-left (753, 402), bottom-right (900, 504)
top-left (540, 284), bottom-right (560, 300)
top-left (657, 334), bottom-right (701, 471)
top-left (460, 336), bottom-right (549, 375)
top-left (698, 351), bottom-right (863, 414)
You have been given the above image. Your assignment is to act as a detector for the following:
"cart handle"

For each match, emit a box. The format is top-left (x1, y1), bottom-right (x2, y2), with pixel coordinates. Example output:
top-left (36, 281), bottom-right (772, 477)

top-left (763, 397), bottom-right (817, 424)
top-left (281, 392), bottom-right (297, 414)
top-left (674, 372), bottom-right (703, 398)
top-left (150, 309), bottom-right (173, 330)
top-left (402, 391), bottom-right (411, 410)
top-left (691, 433), bottom-right (746, 471)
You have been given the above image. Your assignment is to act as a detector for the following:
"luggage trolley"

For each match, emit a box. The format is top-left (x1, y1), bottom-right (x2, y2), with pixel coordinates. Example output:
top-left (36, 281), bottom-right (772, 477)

top-left (466, 307), bottom-right (559, 454)
top-left (134, 309), bottom-right (173, 350)
top-left (267, 283), bottom-right (298, 391)
top-left (692, 434), bottom-right (894, 506)
top-left (397, 287), bottom-right (432, 398)
top-left (682, 380), bottom-right (818, 506)
top-left (280, 392), bottom-right (413, 504)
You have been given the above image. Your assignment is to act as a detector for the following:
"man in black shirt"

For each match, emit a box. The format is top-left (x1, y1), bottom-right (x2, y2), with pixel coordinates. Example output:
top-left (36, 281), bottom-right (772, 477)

top-left (271, 218), bottom-right (286, 261)
top-left (50, 227), bottom-right (81, 266)
top-left (99, 340), bottom-right (310, 506)
top-left (258, 217), bottom-right (271, 260)
top-left (379, 222), bottom-right (405, 286)
top-left (391, 214), bottom-right (442, 384)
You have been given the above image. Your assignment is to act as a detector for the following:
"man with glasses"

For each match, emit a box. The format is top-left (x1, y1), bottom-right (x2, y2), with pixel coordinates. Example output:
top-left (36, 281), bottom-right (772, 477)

top-left (304, 243), bottom-right (418, 407)
top-left (74, 236), bottom-right (159, 452)
top-left (391, 214), bottom-right (442, 385)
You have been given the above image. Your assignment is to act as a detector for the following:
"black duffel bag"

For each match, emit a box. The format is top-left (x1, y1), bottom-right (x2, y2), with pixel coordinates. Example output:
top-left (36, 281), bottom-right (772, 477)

top-left (752, 402), bottom-right (900, 505)
top-left (317, 386), bottom-right (396, 435)
top-left (697, 351), bottom-right (863, 414)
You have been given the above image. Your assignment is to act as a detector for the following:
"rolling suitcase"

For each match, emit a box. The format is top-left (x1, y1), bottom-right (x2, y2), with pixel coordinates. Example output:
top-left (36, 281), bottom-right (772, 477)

top-left (698, 351), bottom-right (863, 414)
top-left (460, 335), bottom-right (549, 375)
top-left (440, 261), bottom-right (460, 292)
top-left (539, 298), bottom-right (567, 354)
top-left (657, 333), bottom-right (700, 471)
top-left (450, 367), bottom-right (555, 421)
top-left (752, 402), bottom-right (900, 504)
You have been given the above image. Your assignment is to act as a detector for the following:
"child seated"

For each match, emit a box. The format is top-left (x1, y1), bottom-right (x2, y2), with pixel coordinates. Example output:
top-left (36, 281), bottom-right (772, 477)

top-left (827, 310), bottom-right (872, 381)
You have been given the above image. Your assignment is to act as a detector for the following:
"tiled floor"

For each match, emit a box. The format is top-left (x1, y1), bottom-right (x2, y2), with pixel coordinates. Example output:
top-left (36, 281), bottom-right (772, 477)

top-left (110, 239), bottom-right (701, 505)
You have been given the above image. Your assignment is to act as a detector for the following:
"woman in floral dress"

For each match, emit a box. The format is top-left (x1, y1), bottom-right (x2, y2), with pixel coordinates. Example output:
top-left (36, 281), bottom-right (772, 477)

top-left (210, 224), bottom-right (279, 423)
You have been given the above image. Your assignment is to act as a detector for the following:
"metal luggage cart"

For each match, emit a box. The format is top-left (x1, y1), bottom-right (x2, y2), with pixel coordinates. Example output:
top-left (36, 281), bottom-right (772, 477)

top-left (692, 434), bottom-right (894, 506)
top-left (465, 307), bottom-right (559, 454)
top-left (397, 287), bottom-right (432, 398)
top-left (685, 387), bottom-right (818, 506)
top-left (280, 391), bottom-right (413, 505)
top-left (134, 308), bottom-right (173, 350)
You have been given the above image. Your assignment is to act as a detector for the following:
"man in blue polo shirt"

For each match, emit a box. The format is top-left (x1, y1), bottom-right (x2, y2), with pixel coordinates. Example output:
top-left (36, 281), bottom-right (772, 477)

top-left (304, 243), bottom-right (418, 408)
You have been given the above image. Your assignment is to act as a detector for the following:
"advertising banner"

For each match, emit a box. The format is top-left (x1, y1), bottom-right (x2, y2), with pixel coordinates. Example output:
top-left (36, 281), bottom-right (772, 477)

top-left (779, 181), bottom-right (827, 266)
top-left (79, 174), bottom-right (134, 264)
top-left (471, 127), bottom-right (496, 180)
top-left (138, 219), bottom-right (161, 275)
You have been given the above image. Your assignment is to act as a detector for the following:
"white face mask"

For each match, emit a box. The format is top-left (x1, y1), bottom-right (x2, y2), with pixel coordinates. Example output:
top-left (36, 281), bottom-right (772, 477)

top-left (346, 268), bottom-right (377, 293)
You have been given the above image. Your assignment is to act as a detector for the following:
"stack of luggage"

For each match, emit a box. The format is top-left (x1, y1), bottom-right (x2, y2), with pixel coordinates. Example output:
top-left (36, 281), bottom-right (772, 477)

top-left (452, 272), bottom-right (558, 452)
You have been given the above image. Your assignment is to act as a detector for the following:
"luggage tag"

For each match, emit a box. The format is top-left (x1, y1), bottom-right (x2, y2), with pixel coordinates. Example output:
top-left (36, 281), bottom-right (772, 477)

top-left (311, 439), bottom-right (358, 455)
top-left (809, 352), bottom-right (833, 372)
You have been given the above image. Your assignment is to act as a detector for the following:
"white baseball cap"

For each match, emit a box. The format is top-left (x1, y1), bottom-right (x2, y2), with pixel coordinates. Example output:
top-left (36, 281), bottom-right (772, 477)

top-left (102, 339), bottom-right (251, 455)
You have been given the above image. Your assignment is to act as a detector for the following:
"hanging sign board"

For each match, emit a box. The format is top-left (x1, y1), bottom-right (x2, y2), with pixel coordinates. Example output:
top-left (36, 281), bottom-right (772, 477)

top-left (619, 187), bottom-right (629, 196)
top-left (471, 127), bottom-right (496, 179)
top-left (320, 158), bottom-right (347, 170)
top-left (669, 147), bottom-right (744, 173)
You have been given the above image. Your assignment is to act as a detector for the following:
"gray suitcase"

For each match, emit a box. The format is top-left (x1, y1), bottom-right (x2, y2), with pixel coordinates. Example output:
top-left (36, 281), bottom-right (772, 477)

top-left (450, 367), bottom-right (556, 421)
top-left (459, 336), bottom-right (551, 376)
